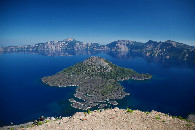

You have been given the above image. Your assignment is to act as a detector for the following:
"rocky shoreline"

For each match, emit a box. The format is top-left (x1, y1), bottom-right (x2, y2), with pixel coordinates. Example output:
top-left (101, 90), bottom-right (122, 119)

top-left (2, 108), bottom-right (195, 130)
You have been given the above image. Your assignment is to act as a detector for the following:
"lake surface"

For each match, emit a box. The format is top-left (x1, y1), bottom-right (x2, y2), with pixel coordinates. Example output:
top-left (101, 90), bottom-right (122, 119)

top-left (0, 52), bottom-right (195, 126)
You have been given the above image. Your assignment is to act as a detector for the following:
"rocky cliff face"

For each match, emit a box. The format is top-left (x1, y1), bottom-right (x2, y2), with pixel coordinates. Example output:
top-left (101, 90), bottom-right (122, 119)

top-left (106, 40), bottom-right (195, 62)
top-left (106, 40), bottom-right (143, 51)
top-left (1, 38), bottom-right (194, 62)
top-left (0, 38), bottom-right (106, 52)
top-left (142, 40), bottom-right (195, 61)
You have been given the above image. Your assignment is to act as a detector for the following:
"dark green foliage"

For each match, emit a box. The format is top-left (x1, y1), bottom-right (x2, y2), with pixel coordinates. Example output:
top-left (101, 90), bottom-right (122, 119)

top-left (127, 108), bottom-right (134, 113)
top-left (172, 116), bottom-right (177, 119)
top-left (88, 109), bottom-right (92, 114)
top-left (186, 124), bottom-right (191, 127)
top-left (178, 116), bottom-right (183, 119)
top-left (37, 121), bottom-right (43, 126)
top-left (145, 111), bottom-right (150, 115)
top-left (155, 116), bottom-right (161, 119)
top-left (178, 116), bottom-right (187, 121)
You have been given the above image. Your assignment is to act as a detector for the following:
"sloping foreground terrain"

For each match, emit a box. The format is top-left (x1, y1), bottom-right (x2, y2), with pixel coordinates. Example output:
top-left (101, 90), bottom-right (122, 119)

top-left (28, 108), bottom-right (195, 130)
top-left (3, 107), bottom-right (194, 130)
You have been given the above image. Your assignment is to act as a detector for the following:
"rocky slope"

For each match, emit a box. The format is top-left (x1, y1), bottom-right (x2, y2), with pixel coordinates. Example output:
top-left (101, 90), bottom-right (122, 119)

top-left (106, 40), bottom-right (195, 62)
top-left (3, 107), bottom-right (194, 130)
top-left (142, 40), bottom-right (195, 61)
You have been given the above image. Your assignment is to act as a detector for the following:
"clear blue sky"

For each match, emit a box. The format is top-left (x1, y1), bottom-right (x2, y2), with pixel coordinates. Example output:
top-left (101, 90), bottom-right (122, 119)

top-left (0, 0), bottom-right (195, 46)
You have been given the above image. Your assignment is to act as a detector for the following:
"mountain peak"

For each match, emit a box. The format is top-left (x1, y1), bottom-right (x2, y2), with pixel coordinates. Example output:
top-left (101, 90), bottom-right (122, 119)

top-left (83, 56), bottom-right (111, 70)
top-left (63, 38), bottom-right (75, 42)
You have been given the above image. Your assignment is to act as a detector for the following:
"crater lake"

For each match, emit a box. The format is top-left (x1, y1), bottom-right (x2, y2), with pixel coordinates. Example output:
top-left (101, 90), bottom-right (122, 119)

top-left (0, 52), bottom-right (195, 126)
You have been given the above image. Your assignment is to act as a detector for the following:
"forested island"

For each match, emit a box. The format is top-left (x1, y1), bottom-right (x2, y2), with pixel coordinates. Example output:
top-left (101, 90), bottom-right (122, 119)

top-left (42, 57), bottom-right (152, 110)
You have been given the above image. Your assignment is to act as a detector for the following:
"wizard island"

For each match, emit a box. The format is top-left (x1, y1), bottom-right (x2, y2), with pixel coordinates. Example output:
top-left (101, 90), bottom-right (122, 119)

top-left (42, 57), bottom-right (152, 110)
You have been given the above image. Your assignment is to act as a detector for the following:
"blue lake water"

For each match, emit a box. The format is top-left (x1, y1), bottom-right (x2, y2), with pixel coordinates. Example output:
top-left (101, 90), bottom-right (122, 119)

top-left (0, 53), bottom-right (195, 126)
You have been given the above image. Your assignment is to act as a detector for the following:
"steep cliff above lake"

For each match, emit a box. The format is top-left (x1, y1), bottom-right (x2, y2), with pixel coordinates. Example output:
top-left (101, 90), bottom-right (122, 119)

top-left (1, 38), bottom-right (194, 62)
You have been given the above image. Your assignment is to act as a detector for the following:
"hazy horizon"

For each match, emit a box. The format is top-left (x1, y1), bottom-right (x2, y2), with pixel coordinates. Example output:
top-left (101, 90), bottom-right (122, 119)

top-left (0, 38), bottom-right (195, 47)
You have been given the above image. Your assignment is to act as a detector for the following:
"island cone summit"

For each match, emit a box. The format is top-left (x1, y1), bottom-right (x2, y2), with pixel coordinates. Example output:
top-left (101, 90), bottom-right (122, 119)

top-left (42, 57), bottom-right (152, 110)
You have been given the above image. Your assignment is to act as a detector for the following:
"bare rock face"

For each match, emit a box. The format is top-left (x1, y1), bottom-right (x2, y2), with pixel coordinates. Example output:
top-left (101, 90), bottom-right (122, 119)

top-left (42, 57), bottom-right (152, 110)
top-left (83, 57), bottom-right (112, 72)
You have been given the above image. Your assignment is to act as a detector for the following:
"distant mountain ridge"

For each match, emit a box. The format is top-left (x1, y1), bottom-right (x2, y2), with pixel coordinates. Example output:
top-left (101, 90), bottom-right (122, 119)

top-left (0, 38), bottom-right (194, 62)
top-left (0, 38), bottom-right (106, 52)
top-left (106, 40), bottom-right (195, 62)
